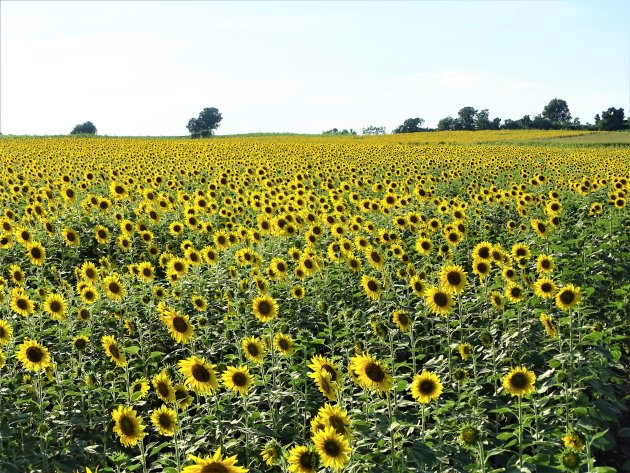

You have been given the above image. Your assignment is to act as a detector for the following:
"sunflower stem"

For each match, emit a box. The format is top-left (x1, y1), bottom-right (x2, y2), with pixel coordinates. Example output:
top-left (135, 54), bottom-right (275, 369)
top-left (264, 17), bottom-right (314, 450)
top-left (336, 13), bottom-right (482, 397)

top-left (410, 319), bottom-right (416, 375)
top-left (138, 438), bottom-right (148, 473)
top-left (387, 393), bottom-right (396, 472)
top-left (518, 395), bottom-right (523, 471)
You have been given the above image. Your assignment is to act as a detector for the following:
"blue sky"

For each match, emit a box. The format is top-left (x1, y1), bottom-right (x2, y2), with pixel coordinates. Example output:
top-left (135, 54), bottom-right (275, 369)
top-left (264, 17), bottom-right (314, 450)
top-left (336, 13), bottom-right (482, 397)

top-left (1, 1), bottom-right (628, 135)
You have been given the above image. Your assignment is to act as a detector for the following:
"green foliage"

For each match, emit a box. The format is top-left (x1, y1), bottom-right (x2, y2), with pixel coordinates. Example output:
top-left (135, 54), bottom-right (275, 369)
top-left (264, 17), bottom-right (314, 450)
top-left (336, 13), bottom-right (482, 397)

top-left (70, 121), bottom-right (97, 135)
top-left (393, 117), bottom-right (425, 133)
top-left (597, 107), bottom-right (627, 131)
top-left (186, 107), bottom-right (223, 138)
top-left (322, 128), bottom-right (357, 135)
top-left (362, 125), bottom-right (386, 135)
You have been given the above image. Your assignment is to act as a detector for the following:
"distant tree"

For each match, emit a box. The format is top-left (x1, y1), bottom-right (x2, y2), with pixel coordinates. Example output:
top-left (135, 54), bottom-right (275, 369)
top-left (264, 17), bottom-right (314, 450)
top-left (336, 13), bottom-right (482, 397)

top-left (187, 107), bottom-right (222, 138)
top-left (542, 99), bottom-right (571, 123)
top-left (457, 107), bottom-right (477, 130)
top-left (323, 128), bottom-right (356, 135)
top-left (474, 109), bottom-right (501, 130)
top-left (362, 125), bottom-right (386, 135)
top-left (437, 116), bottom-right (457, 131)
top-left (393, 117), bottom-right (425, 133)
top-left (531, 114), bottom-right (554, 130)
top-left (70, 121), bottom-right (97, 135)
top-left (520, 115), bottom-right (532, 129)
top-left (598, 107), bottom-right (626, 131)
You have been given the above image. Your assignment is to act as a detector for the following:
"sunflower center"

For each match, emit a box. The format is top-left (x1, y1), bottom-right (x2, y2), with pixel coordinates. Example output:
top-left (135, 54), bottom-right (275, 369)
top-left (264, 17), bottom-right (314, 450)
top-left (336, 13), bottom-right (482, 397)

top-left (367, 280), bottom-right (378, 292)
top-left (330, 416), bottom-right (346, 434)
top-left (98, 230), bottom-right (107, 239)
top-left (511, 287), bottom-right (521, 298)
top-left (324, 439), bottom-right (341, 457)
top-left (158, 413), bottom-right (173, 429)
top-left (541, 283), bottom-right (552, 293)
top-left (300, 452), bottom-right (315, 468)
top-left (50, 301), bottom-right (62, 312)
top-left (17, 299), bottom-right (29, 310)
top-left (371, 252), bottom-right (380, 263)
top-left (560, 291), bottom-right (575, 304)
top-left (398, 313), bottom-right (409, 326)
top-left (142, 268), bottom-right (152, 277)
top-left (119, 416), bottom-right (136, 436)
top-left (322, 365), bottom-right (337, 381)
top-left (420, 380), bottom-right (435, 394)
top-left (258, 301), bottom-right (271, 315)
top-left (157, 382), bottom-right (170, 398)
top-left (200, 463), bottom-right (228, 473)
top-left (433, 292), bottom-right (448, 307)
top-left (26, 346), bottom-right (43, 362)
top-left (422, 241), bottom-right (431, 250)
top-left (191, 363), bottom-right (211, 382)
top-left (278, 339), bottom-right (289, 351)
top-left (172, 317), bottom-right (189, 333)
top-left (109, 344), bottom-right (120, 359)
top-left (364, 362), bottom-right (385, 382)
top-left (31, 248), bottom-right (42, 259)
top-left (447, 271), bottom-right (461, 286)
top-left (304, 259), bottom-right (314, 269)
top-left (247, 343), bottom-right (259, 357)
top-left (510, 373), bottom-right (526, 389)
top-left (232, 372), bottom-right (248, 386)
top-left (109, 282), bottom-right (121, 294)
top-left (74, 339), bottom-right (87, 349)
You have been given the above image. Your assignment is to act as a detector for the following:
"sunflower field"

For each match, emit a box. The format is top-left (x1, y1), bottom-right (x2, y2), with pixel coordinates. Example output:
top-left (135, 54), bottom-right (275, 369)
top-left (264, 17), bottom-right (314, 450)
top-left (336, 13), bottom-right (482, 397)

top-left (0, 131), bottom-right (628, 473)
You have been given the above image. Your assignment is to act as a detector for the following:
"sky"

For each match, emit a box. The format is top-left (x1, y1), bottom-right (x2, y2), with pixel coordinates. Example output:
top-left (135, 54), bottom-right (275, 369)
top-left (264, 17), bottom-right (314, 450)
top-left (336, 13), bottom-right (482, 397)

top-left (1, 1), bottom-right (628, 136)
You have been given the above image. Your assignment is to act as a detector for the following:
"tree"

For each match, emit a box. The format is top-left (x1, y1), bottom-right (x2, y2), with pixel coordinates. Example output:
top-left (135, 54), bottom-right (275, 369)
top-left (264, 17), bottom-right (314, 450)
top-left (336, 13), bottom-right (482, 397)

top-left (362, 125), bottom-right (386, 135)
top-left (323, 128), bottom-right (356, 135)
top-left (393, 117), bottom-right (425, 133)
top-left (70, 121), bottom-right (97, 135)
top-left (598, 107), bottom-right (626, 131)
top-left (542, 99), bottom-right (571, 123)
top-left (187, 107), bottom-right (222, 138)
top-left (457, 107), bottom-right (477, 130)
top-left (437, 116), bottom-right (457, 131)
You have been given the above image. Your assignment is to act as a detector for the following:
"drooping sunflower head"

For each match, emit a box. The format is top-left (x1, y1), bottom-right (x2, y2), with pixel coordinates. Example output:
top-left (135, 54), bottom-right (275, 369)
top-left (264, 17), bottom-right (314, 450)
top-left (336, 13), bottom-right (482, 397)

top-left (261, 439), bottom-right (282, 467)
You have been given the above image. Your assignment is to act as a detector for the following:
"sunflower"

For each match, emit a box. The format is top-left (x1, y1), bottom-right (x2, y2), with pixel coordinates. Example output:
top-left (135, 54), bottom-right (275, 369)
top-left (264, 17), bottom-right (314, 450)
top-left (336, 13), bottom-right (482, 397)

top-left (242, 335), bottom-right (267, 364)
top-left (26, 241), bottom-right (46, 266)
top-left (531, 219), bottom-right (549, 239)
top-left (472, 241), bottom-right (493, 260)
top-left (80, 261), bottom-right (99, 282)
top-left (536, 253), bottom-right (554, 273)
top-left (558, 449), bottom-right (581, 471)
top-left (152, 371), bottom-right (176, 403)
top-left (308, 355), bottom-right (341, 383)
top-left (150, 404), bottom-right (178, 436)
top-left (181, 448), bottom-right (248, 473)
top-left (191, 294), bottom-right (207, 312)
top-left (534, 277), bottom-right (557, 299)
top-left (130, 377), bottom-right (150, 400)
top-left (72, 335), bottom-right (89, 351)
top-left (80, 285), bottom-right (99, 304)
top-left (415, 237), bottom-right (433, 256)
top-left (410, 370), bottom-right (443, 404)
top-left (274, 332), bottom-right (294, 355)
top-left (313, 426), bottom-right (351, 470)
top-left (540, 313), bottom-right (558, 338)
top-left (102, 274), bottom-right (125, 302)
top-left (291, 284), bottom-right (305, 300)
top-left (459, 424), bottom-right (480, 447)
top-left (365, 246), bottom-right (384, 270)
top-left (261, 439), bottom-right (281, 467)
top-left (425, 286), bottom-right (454, 316)
top-left (10, 288), bottom-right (34, 317)
top-left (102, 335), bottom-right (126, 367)
top-left (287, 445), bottom-right (319, 473)
top-left (313, 370), bottom-right (338, 401)
top-left (472, 258), bottom-right (491, 280)
top-left (458, 342), bottom-right (473, 360)
top-left (178, 355), bottom-right (219, 395)
top-left (162, 309), bottom-right (195, 344)
top-left (16, 338), bottom-right (52, 372)
top-left (94, 225), bottom-right (110, 245)
top-left (562, 431), bottom-right (584, 452)
top-left (0, 319), bottom-right (13, 347)
top-left (511, 243), bottom-right (531, 261)
top-left (222, 365), bottom-right (253, 396)
top-left (0, 351), bottom-right (5, 369)
top-left (112, 405), bottom-right (146, 448)
top-left (504, 282), bottom-right (525, 303)
top-left (9, 264), bottom-right (25, 286)
top-left (252, 294), bottom-right (279, 323)
top-left (439, 264), bottom-right (467, 294)
top-left (502, 366), bottom-right (536, 397)
top-left (360, 275), bottom-right (381, 301)
top-left (136, 262), bottom-right (155, 283)
top-left (62, 228), bottom-right (80, 247)
top-left (349, 353), bottom-right (393, 395)
top-left (314, 403), bottom-right (352, 439)
top-left (44, 293), bottom-right (67, 321)
top-left (174, 384), bottom-right (192, 409)
top-left (392, 309), bottom-right (411, 332)
top-left (556, 284), bottom-right (583, 311)
top-left (489, 291), bottom-right (505, 309)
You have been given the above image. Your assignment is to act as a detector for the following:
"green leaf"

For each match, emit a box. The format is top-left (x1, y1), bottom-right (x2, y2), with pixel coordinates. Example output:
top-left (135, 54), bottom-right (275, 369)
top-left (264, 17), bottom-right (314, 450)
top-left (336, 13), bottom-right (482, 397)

top-left (124, 346), bottom-right (140, 355)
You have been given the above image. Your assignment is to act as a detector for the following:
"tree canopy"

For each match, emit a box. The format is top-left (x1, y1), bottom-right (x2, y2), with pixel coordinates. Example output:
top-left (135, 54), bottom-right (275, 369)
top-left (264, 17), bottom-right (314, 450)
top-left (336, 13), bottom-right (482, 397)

top-left (542, 98), bottom-right (572, 123)
top-left (597, 107), bottom-right (626, 131)
top-left (70, 121), bottom-right (97, 135)
top-left (187, 107), bottom-right (223, 138)
top-left (393, 117), bottom-right (425, 133)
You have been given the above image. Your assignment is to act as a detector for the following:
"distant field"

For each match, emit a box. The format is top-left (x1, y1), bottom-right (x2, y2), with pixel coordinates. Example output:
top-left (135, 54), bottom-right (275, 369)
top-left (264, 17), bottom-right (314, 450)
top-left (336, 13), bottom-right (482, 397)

top-left (537, 131), bottom-right (630, 145)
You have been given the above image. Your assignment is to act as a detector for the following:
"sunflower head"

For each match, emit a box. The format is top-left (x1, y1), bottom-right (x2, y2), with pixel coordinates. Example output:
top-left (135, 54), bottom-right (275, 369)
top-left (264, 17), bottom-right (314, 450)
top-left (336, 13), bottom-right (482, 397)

top-left (502, 366), bottom-right (536, 397)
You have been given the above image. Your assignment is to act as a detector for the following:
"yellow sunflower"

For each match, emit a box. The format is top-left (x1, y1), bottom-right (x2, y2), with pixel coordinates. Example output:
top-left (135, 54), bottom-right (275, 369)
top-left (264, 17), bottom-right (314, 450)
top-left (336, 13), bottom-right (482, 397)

top-left (10, 288), bottom-right (34, 317)
top-left (425, 286), bottom-right (454, 316)
top-left (16, 338), bottom-right (52, 372)
top-left (392, 309), bottom-right (412, 332)
top-left (312, 426), bottom-right (351, 470)
top-left (0, 319), bottom-right (13, 347)
top-left (242, 335), bottom-right (267, 364)
top-left (26, 241), bottom-right (46, 266)
top-left (101, 335), bottom-right (126, 367)
top-left (534, 277), bottom-right (557, 299)
top-left (161, 309), bottom-right (194, 344)
top-left (313, 403), bottom-right (352, 439)
top-left (130, 377), bottom-right (150, 400)
top-left (102, 274), bottom-right (125, 302)
top-left (409, 275), bottom-right (427, 297)
top-left (150, 404), bottom-right (178, 436)
top-left (181, 448), bottom-right (248, 473)
top-left (222, 365), bottom-right (253, 397)
top-left (152, 370), bottom-right (176, 403)
top-left (540, 313), bottom-right (558, 338)
top-left (555, 284), bottom-right (583, 311)
top-left (44, 293), bottom-right (67, 321)
top-left (252, 294), bottom-right (278, 323)
top-left (502, 366), bottom-right (536, 397)
top-left (178, 355), bottom-right (219, 395)
top-left (536, 253), bottom-right (555, 273)
top-left (360, 274), bottom-right (382, 301)
top-left (411, 370), bottom-right (443, 404)
top-left (349, 353), bottom-right (393, 395)
top-left (274, 332), bottom-right (294, 356)
top-left (112, 405), bottom-right (146, 447)
top-left (287, 445), bottom-right (319, 473)
top-left (439, 264), bottom-right (468, 294)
